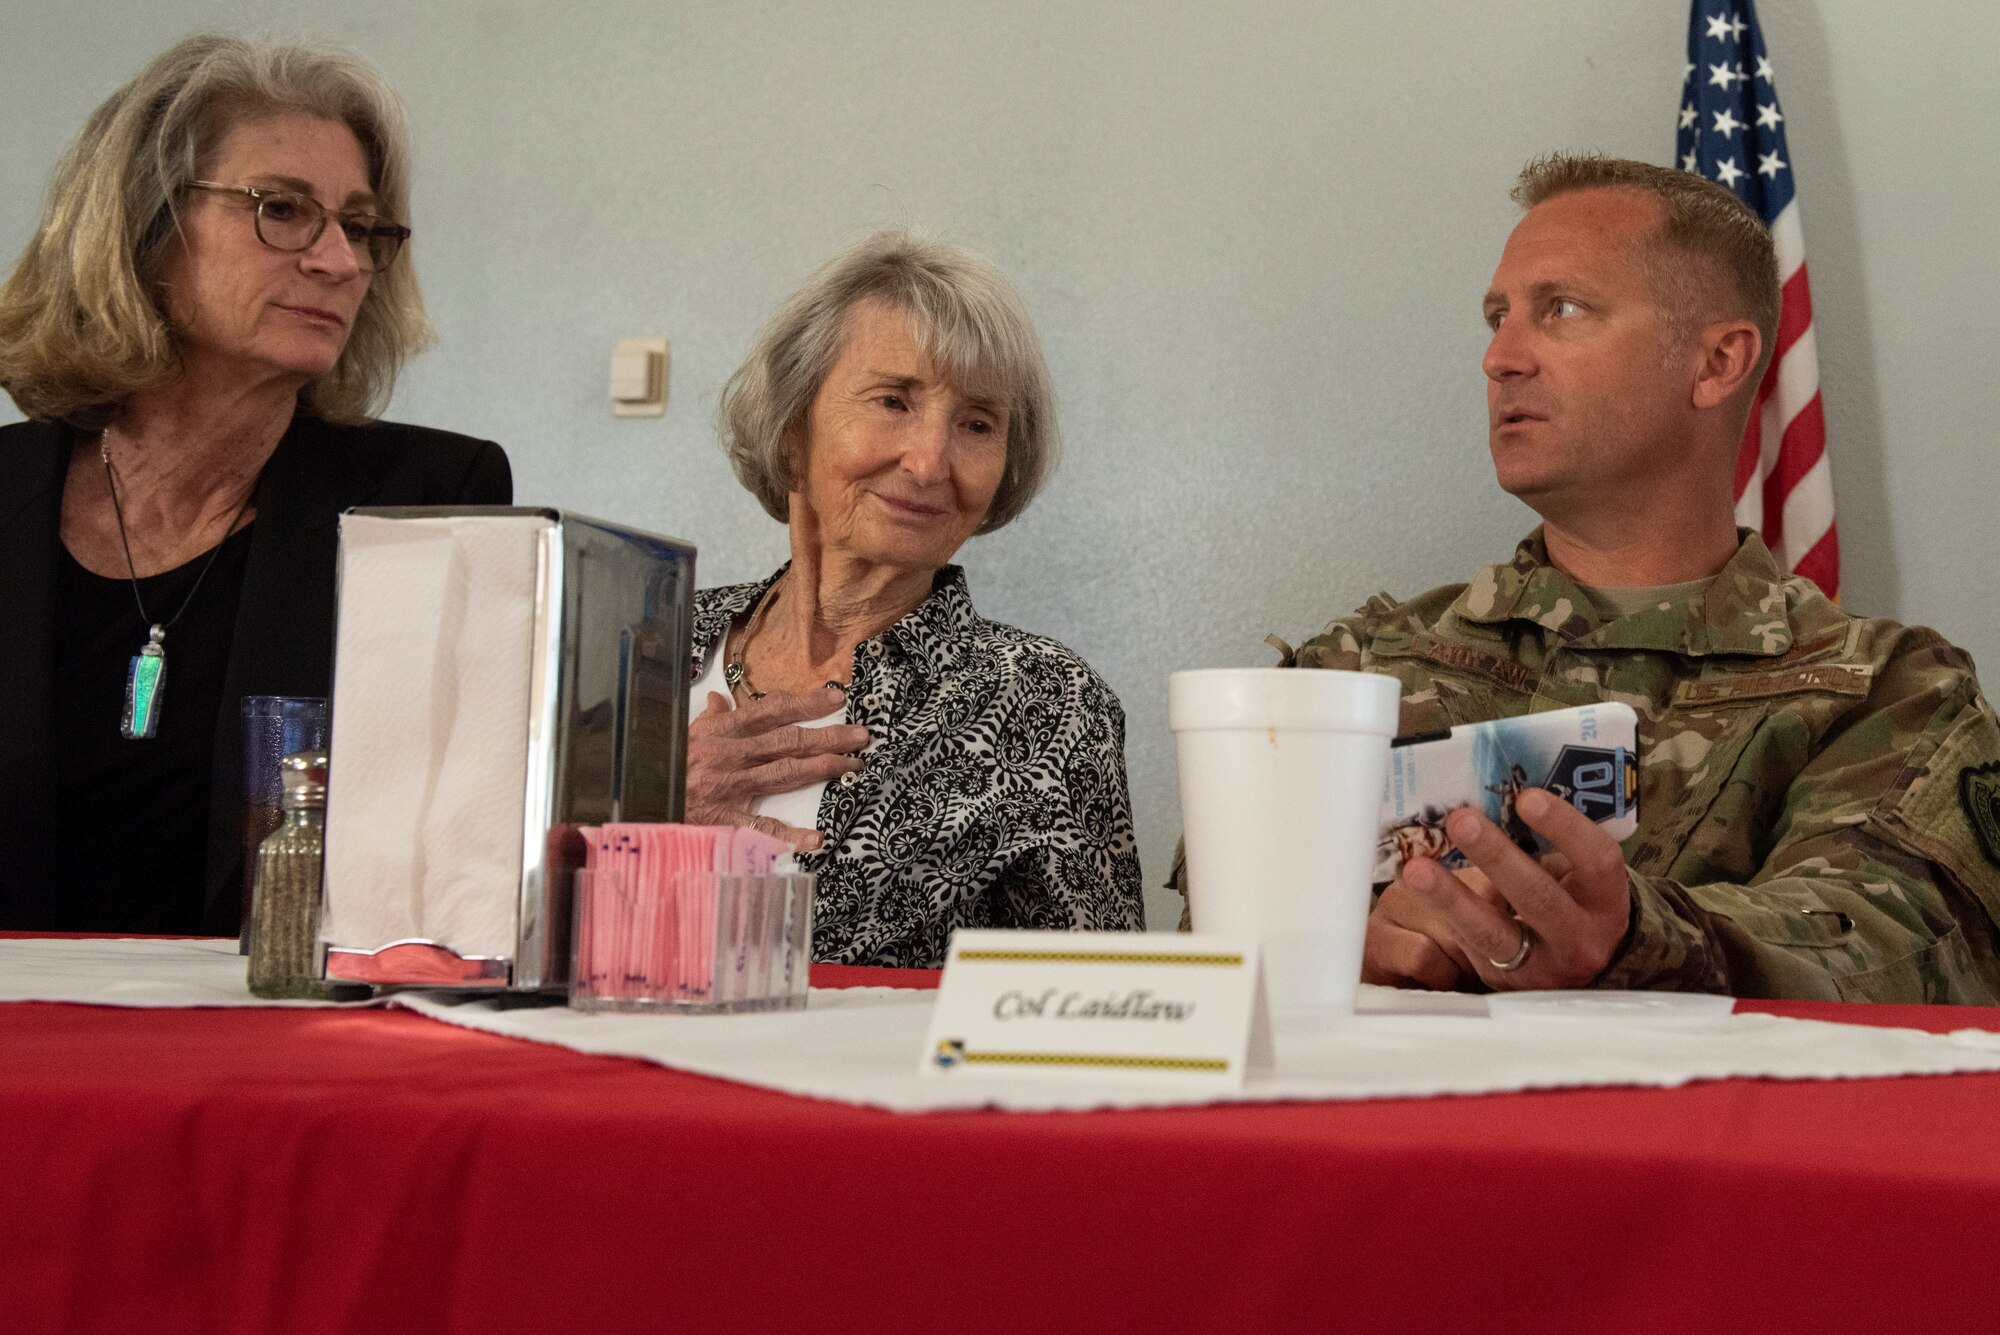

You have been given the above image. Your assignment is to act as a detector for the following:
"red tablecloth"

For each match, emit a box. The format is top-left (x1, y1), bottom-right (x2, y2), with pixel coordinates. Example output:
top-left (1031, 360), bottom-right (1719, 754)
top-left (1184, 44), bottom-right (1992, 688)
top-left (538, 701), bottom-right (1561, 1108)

top-left (5, 949), bottom-right (2000, 1334)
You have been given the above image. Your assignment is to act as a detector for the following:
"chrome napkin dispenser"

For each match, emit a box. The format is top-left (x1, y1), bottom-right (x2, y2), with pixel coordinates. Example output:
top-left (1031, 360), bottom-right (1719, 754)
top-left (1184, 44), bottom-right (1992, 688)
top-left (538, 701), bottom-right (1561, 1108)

top-left (318, 507), bottom-right (694, 991)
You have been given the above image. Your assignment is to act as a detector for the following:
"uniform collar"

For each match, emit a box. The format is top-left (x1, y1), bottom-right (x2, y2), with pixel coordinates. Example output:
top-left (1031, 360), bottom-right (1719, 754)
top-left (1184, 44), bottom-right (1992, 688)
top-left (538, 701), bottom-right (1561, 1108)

top-left (1450, 527), bottom-right (1797, 657)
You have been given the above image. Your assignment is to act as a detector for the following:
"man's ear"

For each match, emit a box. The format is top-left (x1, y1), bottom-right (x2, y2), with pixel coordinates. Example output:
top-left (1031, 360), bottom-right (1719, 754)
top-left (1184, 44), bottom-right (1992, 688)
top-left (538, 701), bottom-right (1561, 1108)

top-left (1691, 320), bottom-right (1763, 410)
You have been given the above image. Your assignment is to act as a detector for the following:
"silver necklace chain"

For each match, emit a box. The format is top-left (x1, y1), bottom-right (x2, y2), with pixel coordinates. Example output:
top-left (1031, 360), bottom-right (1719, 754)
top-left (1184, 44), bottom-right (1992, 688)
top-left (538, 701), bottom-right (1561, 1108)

top-left (722, 574), bottom-right (846, 701)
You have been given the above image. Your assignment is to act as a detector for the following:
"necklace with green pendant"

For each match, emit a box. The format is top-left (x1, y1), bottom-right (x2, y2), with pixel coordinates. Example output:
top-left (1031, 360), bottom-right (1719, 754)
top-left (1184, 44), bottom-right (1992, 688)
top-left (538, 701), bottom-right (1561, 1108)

top-left (99, 436), bottom-right (257, 740)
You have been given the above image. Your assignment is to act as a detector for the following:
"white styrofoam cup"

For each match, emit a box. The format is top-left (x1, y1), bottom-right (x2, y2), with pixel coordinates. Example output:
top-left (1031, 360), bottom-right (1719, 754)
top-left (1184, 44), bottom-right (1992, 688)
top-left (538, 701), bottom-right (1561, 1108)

top-left (1169, 668), bottom-right (1401, 1011)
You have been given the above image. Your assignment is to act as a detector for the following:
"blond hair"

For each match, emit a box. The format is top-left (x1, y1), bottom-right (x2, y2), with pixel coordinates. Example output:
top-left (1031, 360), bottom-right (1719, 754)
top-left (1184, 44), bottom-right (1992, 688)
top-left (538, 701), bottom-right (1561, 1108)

top-left (0, 33), bottom-right (432, 427)
top-left (719, 228), bottom-right (1059, 535)
top-left (1513, 152), bottom-right (1780, 385)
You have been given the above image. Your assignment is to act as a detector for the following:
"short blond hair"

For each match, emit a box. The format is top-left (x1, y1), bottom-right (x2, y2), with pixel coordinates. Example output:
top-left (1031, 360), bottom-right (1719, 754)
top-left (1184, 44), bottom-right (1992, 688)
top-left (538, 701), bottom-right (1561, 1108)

top-left (0, 33), bottom-right (432, 428)
top-left (718, 228), bottom-right (1059, 535)
top-left (1513, 152), bottom-right (1780, 385)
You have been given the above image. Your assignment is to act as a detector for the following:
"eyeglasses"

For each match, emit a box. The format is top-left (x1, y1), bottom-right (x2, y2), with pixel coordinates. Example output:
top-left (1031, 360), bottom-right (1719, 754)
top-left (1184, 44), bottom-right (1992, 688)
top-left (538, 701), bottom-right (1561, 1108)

top-left (185, 180), bottom-right (411, 273)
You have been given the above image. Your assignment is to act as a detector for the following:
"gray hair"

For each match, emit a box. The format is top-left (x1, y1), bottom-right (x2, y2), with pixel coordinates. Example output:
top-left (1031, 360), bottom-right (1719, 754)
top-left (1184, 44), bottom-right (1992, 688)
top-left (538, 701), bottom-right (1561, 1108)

top-left (0, 32), bottom-right (431, 427)
top-left (718, 228), bottom-right (1059, 534)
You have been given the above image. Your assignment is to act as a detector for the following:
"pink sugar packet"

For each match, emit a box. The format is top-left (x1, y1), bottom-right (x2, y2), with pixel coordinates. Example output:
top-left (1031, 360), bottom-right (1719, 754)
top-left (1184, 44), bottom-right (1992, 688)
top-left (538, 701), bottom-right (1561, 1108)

top-left (576, 825), bottom-right (793, 1002)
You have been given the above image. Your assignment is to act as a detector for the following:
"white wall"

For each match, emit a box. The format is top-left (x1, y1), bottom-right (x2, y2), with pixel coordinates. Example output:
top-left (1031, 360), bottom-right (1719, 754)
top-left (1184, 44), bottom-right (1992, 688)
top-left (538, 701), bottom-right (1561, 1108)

top-left (8, 1), bottom-right (1996, 932)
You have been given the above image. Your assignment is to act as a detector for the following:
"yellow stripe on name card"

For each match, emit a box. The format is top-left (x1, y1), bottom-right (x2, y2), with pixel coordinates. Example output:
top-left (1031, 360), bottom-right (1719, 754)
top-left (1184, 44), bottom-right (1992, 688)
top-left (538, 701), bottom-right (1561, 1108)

top-left (954, 950), bottom-right (1245, 967)
top-left (960, 1051), bottom-right (1232, 1073)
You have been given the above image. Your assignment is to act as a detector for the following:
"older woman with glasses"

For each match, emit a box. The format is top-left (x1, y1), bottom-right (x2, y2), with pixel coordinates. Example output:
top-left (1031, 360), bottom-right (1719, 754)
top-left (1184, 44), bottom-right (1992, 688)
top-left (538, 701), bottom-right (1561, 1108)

top-left (688, 230), bottom-right (1145, 967)
top-left (0, 34), bottom-right (511, 935)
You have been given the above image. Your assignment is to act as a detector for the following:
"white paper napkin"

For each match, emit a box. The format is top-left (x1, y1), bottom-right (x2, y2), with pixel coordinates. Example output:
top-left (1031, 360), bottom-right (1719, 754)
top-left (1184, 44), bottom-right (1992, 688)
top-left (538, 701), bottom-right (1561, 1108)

top-left (321, 513), bottom-right (548, 961)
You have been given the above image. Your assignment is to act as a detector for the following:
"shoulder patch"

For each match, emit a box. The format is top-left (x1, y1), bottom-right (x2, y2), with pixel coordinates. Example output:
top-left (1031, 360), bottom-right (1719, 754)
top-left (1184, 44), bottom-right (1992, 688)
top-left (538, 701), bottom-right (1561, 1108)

top-left (1960, 762), bottom-right (2000, 869)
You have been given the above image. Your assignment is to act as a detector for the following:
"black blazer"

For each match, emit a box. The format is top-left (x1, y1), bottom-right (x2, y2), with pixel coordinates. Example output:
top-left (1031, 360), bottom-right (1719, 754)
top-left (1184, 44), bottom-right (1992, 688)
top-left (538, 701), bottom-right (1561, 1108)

top-left (0, 412), bottom-right (511, 932)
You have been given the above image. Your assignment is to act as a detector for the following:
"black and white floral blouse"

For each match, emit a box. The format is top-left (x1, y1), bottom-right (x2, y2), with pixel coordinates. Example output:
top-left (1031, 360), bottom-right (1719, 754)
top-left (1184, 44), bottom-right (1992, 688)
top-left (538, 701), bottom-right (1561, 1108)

top-left (692, 565), bottom-right (1145, 967)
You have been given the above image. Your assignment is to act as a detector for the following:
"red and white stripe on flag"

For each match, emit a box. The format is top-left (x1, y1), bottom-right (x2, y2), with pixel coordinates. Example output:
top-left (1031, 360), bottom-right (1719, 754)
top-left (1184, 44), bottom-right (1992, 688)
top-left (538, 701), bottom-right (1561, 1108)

top-left (1735, 200), bottom-right (1838, 598)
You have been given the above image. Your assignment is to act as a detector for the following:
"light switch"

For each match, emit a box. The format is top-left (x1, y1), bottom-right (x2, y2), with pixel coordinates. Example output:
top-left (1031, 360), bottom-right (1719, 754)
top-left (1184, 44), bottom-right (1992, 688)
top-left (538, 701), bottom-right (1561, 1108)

top-left (610, 338), bottom-right (668, 417)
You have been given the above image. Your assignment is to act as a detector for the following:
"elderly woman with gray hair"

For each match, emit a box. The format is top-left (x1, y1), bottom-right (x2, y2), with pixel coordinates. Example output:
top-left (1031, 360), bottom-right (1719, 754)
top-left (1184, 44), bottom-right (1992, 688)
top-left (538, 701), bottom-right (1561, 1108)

top-left (0, 35), bottom-right (509, 934)
top-left (688, 230), bottom-right (1143, 967)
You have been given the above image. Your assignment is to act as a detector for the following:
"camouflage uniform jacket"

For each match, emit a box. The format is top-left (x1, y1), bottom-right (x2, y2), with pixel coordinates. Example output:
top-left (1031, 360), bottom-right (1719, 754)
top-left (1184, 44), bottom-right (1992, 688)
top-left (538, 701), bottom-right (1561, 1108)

top-left (1287, 529), bottom-right (2000, 1003)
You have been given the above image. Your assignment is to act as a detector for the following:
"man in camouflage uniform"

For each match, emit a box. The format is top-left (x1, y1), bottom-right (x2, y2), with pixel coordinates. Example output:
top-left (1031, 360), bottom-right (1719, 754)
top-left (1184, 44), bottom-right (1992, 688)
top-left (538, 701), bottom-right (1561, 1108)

top-left (1273, 156), bottom-right (2000, 1003)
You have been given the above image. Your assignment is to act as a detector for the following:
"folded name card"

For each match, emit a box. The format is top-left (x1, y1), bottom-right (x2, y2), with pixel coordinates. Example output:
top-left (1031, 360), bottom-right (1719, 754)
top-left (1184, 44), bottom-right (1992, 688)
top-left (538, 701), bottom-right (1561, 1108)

top-left (920, 930), bottom-right (1273, 1088)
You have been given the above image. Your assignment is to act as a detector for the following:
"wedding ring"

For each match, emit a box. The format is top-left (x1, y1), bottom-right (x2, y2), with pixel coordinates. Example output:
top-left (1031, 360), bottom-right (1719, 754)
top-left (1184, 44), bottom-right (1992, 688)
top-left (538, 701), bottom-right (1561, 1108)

top-left (1489, 930), bottom-right (1533, 972)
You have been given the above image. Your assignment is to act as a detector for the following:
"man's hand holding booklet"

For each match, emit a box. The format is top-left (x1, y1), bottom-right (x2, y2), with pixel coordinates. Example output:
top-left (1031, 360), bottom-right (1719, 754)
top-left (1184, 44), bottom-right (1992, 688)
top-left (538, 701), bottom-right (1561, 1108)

top-left (1374, 703), bottom-right (1640, 890)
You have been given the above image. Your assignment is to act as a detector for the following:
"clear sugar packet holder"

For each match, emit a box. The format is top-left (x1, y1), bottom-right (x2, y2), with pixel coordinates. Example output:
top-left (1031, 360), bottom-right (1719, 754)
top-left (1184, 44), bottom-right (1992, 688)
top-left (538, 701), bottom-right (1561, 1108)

top-left (569, 868), bottom-right (815, 1013)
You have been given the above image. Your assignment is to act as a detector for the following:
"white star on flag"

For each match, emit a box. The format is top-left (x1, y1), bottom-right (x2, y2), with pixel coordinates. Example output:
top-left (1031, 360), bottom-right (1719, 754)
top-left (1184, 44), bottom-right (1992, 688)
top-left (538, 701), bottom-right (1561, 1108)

top-left (1708, 61), bottom-right (1737, 89)
top-left (1705, 13), bottom-right (1735, 40)
top-left (1757, 150), bottom-right (1787, 178)
top-left (1728, 16), bottom-right (1748, 38)
top-left (1712, 108), bottom-right (1743, 138)
top-left (1680, 105), bottom-right (1699, 128)
top-left (1713, 156), bottom-right (1744, 187)
top-left (1756, 54), bottom-right (1774, 82)
top-left (1682, 148), bottom-right (1700, 171)
top-left (1684, 61), bottom-right (1696, 82)
top-left (1755, 102), bottom-right (1783, 128)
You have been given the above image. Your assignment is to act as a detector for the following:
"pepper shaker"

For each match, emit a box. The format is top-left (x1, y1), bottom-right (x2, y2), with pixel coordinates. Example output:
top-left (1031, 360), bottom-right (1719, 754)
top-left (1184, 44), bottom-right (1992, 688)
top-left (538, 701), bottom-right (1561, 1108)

top-left (248, 751), bottom-right (355, 1000)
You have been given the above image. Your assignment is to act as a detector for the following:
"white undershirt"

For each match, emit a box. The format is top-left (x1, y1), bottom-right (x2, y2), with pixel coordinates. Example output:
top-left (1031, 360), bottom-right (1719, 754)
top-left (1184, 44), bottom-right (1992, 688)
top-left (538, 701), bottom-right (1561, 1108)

top-left (689, 649), bottom-right (845, 834)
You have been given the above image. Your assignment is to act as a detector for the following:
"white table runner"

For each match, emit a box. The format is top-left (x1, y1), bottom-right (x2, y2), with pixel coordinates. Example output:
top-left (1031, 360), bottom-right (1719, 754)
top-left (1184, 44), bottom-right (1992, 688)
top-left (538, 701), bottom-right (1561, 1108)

top-left (0, 937), bottom-right (374, 1008)
top-left (398, 986), bottom-right (2000, 1112)
top-left (11, 937), bottom-right (2000, 1113)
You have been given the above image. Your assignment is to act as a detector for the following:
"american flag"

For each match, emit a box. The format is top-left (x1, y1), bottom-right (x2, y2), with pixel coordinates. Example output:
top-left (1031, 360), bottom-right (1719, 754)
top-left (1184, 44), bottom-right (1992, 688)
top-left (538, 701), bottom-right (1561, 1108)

top-left (1677, 0), bottom-right (1837, 598)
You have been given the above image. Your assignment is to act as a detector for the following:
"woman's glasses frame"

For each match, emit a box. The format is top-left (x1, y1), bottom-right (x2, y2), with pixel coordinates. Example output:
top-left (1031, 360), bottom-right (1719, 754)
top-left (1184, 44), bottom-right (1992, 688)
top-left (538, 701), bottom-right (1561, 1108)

top-left (184, 180), bottom-right (411, 273)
